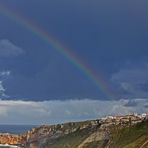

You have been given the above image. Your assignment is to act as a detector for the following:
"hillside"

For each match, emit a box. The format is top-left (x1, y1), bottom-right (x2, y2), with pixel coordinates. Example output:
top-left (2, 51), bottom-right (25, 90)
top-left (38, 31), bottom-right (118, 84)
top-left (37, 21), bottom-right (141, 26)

top-left (0, 114), bottom-right (147, 148)
top-left (42, 120), bottom-right (148, 148)
top-left (109, 121), bottom-right (148, 148)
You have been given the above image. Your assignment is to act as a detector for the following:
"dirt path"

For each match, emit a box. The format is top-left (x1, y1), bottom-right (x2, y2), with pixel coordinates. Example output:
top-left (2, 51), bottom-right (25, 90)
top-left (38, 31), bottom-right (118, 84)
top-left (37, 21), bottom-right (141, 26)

top-left (140, 139), bottom-right (148, 148)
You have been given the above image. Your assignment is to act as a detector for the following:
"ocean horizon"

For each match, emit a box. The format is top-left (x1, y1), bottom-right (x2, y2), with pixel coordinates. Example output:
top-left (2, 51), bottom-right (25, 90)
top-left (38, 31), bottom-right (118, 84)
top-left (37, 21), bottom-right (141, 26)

top-left (0, 125), bottom-right (37, 134)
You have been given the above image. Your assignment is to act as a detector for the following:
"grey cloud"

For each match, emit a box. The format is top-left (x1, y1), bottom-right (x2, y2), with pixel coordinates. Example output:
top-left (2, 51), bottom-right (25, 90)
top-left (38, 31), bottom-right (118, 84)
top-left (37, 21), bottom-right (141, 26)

top-left (0, 99), bottom-right (147, 125)
top-left (144, 104), bottom-right (148, 108)
top-left (0, 39), bottom-right (24, 57)
top-left (124, 100), bottom-right (138, 107)
top-left (0, 71), bottom-right (11, 78)
top-left (0, 81), bottom-right (9, 98)
top-left (0, 71), bottom-right (11, 98)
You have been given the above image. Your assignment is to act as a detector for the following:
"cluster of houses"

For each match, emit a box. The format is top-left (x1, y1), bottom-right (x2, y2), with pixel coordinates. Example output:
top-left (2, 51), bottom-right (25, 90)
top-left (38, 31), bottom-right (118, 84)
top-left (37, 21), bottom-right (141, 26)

top-left (100, 113), bottom-right (148, 126)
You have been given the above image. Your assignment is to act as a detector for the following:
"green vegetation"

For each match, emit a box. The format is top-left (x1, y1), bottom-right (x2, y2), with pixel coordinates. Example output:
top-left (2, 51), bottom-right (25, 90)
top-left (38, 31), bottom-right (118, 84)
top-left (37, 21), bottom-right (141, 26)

top-left (46, 127), bottom-right (94, 148)
top-left (109, 121), bottom-right (148, 148)
top-left (44, 120), bottom-right (148, 148)
top-left (83, 141), bottom-right (105, 148)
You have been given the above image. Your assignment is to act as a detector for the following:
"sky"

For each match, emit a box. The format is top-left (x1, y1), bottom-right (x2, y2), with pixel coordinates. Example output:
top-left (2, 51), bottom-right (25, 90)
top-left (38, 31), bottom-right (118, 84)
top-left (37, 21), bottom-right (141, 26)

top-left (0, 0), bottom-right (147, 124)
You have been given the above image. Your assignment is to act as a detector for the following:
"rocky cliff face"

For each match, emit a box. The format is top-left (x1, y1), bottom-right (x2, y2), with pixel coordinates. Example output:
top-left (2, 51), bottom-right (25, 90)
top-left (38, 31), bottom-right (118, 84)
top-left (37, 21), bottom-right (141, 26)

top-left (0, 134), bottom-right (26, 146)
top-left (0, 120), bottom-right (100, 148)
top-left (25, 120), bottom-right (100, 148)
top-left (0, 115), bottom-right (147, 148)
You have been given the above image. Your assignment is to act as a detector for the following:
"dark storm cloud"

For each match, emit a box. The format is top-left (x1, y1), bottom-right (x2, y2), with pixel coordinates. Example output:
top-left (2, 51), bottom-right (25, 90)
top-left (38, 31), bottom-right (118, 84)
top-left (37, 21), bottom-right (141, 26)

top-left (111, 65), bottom-right (148, 98)
top-left (0, 0), bottom-right (148, 100)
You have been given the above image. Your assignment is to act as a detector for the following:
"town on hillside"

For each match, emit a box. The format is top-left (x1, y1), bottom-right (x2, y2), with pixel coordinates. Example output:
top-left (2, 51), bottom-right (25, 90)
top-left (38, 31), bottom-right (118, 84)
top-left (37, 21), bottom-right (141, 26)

top-left (99, 113), bottom-right (148, 126)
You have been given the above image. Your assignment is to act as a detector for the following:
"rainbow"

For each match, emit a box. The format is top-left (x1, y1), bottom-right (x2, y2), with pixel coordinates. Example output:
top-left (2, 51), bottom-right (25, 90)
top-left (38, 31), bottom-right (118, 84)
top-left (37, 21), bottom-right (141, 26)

top-left (0, 3), bottom-right (116, 99)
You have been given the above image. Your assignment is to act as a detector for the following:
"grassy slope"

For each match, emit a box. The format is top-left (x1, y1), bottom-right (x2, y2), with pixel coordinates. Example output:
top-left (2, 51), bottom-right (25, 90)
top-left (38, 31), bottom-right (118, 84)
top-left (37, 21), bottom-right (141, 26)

top-left (44, 121), bottom-right (148, 148)
top-left (109, 121), bottom-right (148, 148)
top-left (83, 141), bottom-right (106, 148)
top-left (46, 127), bottom-right (94, 148)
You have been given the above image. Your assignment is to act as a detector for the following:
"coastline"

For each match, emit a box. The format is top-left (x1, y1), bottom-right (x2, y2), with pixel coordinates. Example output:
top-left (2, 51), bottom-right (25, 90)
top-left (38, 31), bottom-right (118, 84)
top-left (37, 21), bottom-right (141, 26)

top-left (0, 144), bottom-right (20, 148)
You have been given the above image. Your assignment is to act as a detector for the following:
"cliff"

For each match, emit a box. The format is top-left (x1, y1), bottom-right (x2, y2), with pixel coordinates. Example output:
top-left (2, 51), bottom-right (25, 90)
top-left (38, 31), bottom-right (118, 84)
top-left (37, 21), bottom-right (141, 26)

top-left (0, 134), bottom-right (26, 147)
top-left (0, 114), bottom-right (147, 148)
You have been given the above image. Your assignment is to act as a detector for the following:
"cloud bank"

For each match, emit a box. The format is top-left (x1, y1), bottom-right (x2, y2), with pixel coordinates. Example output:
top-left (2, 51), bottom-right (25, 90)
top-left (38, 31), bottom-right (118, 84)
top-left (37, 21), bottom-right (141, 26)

top-left (0, 99), bottom-right (147, 125)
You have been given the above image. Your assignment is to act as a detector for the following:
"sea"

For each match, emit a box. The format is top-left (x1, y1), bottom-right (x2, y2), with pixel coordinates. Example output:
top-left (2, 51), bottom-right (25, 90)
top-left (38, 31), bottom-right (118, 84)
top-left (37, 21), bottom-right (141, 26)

top-left (0, 125), bottom-right (36, 147)
top-left (0, 125), bottom-right (36, 134)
